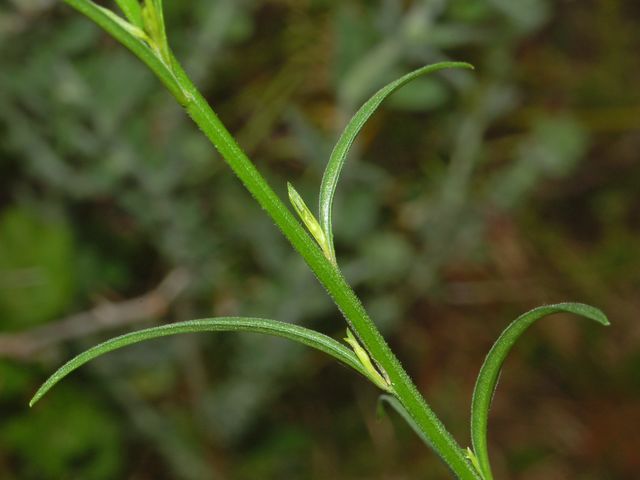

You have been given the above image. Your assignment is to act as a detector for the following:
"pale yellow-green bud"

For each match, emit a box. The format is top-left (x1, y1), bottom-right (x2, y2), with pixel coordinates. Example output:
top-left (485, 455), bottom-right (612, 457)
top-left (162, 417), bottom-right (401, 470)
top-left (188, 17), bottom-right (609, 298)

top-left (344, 329), bottom-right (392, 393)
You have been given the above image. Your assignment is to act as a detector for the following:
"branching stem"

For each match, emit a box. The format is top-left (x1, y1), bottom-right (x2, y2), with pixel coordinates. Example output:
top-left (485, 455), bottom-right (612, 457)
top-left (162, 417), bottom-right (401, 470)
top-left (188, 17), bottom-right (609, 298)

top-left (60, 2), bottom-right (480, 477)
top-left (171, 60), bottom-right (480, 480)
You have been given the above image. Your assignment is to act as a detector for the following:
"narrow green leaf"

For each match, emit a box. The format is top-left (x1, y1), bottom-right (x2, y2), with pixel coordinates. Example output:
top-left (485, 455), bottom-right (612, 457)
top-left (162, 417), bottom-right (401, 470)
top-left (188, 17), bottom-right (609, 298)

top-left (318, 62), bottom-right (474, 261)
top-left (287, 183), bottom-right (335, 263)
top-left (114, 0), bottom-right (143, 28)
top-left (30, 317), bottom-right (370, 407)
top-left (470, 303), bottom-right (609, 480)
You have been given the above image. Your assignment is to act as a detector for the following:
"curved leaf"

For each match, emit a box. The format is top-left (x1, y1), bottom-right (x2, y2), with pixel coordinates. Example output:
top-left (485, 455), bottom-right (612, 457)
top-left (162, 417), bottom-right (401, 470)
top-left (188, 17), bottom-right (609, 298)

top-left (470, 303), bottom-right (609, 480)
top-left (30, 317), bottom-right (369, 406)
top-left (318, 61), bottom-right (474, 261)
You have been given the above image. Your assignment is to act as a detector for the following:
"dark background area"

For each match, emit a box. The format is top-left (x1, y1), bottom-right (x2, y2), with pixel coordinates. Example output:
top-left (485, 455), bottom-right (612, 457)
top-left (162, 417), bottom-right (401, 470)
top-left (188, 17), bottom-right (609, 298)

top-left (1, 0), bottom-right (639, 478)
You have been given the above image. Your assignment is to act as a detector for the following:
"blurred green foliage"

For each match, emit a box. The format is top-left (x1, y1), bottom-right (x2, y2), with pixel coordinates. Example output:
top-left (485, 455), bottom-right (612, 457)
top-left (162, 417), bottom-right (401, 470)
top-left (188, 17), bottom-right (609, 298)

top-left (0, 208), bottom-right (75, 329)
top-left (2, 388), bottom-right (122, 480)
top-left (1, 0), bottom-right (639, 478)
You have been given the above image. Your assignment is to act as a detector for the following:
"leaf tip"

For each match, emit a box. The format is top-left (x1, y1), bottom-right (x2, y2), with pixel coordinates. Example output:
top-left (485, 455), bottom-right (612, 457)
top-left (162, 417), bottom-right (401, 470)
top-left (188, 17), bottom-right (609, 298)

top-left (443, 61), bottom-right (475, 71)
top-left (583, 305), bottom-right (609, 326)
top-left (559, 302), bottom-right (610, 327)
top-left (594, 309), bottom-right (610, 326)
top-left (28, 393), bottom-right (40, 408)
top-left (29, 381), bottom-right (52, 407)
top-left (286, 181), bottom-right (295, 195)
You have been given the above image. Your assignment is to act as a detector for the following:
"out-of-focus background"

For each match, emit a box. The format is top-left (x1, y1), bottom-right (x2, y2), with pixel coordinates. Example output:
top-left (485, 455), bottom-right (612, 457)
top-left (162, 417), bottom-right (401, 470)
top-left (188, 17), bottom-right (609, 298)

top-left (0, 1), bottom-right (638, 478)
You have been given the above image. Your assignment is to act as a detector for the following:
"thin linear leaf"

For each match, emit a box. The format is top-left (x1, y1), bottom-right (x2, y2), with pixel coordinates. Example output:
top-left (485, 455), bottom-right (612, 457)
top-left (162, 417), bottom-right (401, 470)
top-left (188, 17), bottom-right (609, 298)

top-left (318, 61), bottom-right (474, 261)
top-left (114, 0), bottom-right (143, 28)
top-left (470, 303), bottom-right (609, 480)
top-left (30, 317), bottom-right (370, 407)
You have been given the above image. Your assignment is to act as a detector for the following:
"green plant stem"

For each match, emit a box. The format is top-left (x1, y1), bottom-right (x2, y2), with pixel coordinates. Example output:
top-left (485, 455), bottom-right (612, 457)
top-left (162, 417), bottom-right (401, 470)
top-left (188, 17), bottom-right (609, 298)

top-left (170, 64), bottom-right (479, 479)
top-left (61, 2), bottom-right (478, 476)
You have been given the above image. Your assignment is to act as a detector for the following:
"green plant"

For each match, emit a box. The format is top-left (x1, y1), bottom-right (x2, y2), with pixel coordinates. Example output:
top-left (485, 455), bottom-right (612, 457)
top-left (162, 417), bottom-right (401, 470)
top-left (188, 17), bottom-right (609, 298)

top-left (30, 2), bottom-right (610, 478)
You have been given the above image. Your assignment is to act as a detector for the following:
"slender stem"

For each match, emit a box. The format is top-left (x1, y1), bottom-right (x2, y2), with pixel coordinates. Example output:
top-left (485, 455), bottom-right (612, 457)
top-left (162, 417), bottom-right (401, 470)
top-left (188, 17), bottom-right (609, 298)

top-left (170, 62), bottom-right (479, 479)
top-left (60, 2), bottom-right (478, 474)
